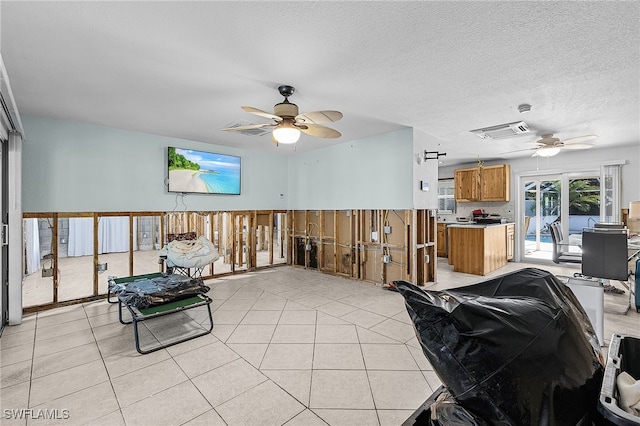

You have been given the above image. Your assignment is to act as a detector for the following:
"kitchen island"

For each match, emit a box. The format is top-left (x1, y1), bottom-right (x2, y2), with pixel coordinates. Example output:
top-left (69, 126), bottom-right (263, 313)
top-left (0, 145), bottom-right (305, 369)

top-left (447, 222), bottom-right (515, 275)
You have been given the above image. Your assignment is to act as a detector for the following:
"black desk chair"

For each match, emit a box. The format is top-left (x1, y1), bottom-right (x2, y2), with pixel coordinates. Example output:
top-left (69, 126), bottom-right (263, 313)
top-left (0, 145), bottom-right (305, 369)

top-left (581, 227), bottom-right (634, 313)
top-left (581, 228), bottom-right (629, 281)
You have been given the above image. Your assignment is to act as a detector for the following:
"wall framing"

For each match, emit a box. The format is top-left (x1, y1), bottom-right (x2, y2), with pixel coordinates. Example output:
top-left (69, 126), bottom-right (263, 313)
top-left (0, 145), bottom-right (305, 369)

top-left (288, 209), bottom-right (436, 286)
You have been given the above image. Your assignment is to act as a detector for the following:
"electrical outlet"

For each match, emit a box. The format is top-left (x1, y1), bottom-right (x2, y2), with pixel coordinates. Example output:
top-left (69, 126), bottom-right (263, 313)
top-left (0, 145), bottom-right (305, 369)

top-left (424, 255), bottom-right (430, 263)
top-left (384, 226), bottom-right (392, 234)
top-left (382, 254), bottom-right (392, 264)
top-left (305, 243), bottom-right (312, 251)
top-left (371, 231), bottom-right (378, 242)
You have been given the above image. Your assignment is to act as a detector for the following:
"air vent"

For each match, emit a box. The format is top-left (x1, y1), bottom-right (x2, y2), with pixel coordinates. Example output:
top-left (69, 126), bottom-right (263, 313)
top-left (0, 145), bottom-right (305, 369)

top-left (470, 121), bottom-right (531, 140)
top-left (225, 120), bottom-right (271, 137)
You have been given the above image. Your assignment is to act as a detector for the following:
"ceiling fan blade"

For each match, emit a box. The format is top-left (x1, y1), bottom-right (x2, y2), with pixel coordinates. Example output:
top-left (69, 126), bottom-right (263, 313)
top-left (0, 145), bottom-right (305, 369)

top-left (299, 124), bottom-right (341, 139)
top-left (561, 143), bottom-right (593, 150)
top-left (221, 123), bottom-right (275, 131)
top-left (295, 110), bottom-right (343, 124)
top-left (562, 135), bottom-right (598, 145)
top-left (241, 106), bottom-right (282, 121)
top-left (502, 147), bottom-right (537, 154)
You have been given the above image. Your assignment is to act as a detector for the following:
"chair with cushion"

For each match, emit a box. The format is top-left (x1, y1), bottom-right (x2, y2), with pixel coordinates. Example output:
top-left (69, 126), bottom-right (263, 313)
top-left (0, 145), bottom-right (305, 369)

top-left (549, 222), bottom-right (582, 264)
top-left (159, 233), bottom-right (219, 279)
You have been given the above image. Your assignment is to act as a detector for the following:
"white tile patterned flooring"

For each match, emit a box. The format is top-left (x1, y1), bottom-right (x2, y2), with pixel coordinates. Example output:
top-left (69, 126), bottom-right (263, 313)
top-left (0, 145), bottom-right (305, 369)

top-left (1, 261), bottom-right (638, 426)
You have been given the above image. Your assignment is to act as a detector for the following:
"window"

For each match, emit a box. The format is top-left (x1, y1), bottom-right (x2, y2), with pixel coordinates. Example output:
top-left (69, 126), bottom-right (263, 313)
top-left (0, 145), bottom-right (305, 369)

top-left (438, 179), bottom-right (455, 213)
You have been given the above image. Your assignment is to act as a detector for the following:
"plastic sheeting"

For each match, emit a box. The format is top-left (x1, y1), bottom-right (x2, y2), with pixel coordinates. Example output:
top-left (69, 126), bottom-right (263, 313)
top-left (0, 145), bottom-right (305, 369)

top-left (395, 267), bottom-right (604, 426)
top-left (113, 274), bottom-right (210, 309)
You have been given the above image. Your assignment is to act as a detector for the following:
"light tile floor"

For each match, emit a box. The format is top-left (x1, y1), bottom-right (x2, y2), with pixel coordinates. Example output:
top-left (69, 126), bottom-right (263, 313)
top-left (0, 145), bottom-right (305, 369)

top-left (1, 261), bottom-right (638, 426)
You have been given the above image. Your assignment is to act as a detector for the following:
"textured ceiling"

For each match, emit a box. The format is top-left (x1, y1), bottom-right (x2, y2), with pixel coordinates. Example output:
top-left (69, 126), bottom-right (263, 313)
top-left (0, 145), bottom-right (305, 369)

top-left (2, 1), bottom-right (639, 165)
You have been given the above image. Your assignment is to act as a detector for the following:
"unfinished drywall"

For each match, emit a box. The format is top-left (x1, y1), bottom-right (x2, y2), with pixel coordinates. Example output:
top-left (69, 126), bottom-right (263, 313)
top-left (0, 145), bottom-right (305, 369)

top-left (21, 115), bottom-right (289, 212)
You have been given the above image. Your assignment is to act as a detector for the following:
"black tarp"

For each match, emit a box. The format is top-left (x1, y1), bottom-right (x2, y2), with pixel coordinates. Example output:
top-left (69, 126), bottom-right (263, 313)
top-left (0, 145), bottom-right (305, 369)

top-left (395, 267), bottom-right (604, 426)
top-left (113, 274), bottom-right (210, 309)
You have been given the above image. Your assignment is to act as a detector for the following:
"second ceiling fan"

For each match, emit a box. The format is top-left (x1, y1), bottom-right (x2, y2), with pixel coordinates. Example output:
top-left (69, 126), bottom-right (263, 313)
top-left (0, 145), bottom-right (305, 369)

top-left (513, 134), bottom-right (597, 157)
top-left (221, 85), bottom-right (343, 146)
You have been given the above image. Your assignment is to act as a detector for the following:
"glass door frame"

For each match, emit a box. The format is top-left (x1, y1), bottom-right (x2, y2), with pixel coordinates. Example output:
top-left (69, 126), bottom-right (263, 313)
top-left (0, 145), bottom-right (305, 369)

top-left (523, 173), bottom-right (562, 260)
top-left (516, 165), bottom-right (607, 263)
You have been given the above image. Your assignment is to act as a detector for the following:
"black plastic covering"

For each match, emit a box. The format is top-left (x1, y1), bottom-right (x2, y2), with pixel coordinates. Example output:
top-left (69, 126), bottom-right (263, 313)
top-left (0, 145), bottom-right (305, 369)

top-left (405, 385), bottom-right (489, 426)
top-left (113, 274), bottom-right (210, 309)
top-left (395, 267), bottom-right (604, 426)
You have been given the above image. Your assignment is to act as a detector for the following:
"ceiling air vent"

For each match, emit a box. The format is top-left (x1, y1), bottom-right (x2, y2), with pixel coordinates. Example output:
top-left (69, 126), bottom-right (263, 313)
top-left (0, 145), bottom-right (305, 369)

top-left (224, 120), bottom-right (271, 137)
top-left (470, 121), bottom-right (531, 140)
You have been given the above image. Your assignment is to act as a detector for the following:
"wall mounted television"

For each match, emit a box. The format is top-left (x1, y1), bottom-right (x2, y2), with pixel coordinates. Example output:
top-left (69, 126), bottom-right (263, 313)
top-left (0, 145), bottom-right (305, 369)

top-left (168, 147), bottom-right (241, 195)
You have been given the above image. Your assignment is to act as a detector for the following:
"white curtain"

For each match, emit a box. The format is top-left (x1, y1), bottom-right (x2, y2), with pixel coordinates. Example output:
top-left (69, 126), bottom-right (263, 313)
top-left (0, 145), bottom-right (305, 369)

top-left (68, 218), bottom-right (94, 256)
top-left (24, 218), bottom-right (40, 275)
top-left (68, 217), bottom-right (138, 256)
top-left (601, 164), bottom-right (621, 223)
top-left (98, 217), bottom-right (134, 254)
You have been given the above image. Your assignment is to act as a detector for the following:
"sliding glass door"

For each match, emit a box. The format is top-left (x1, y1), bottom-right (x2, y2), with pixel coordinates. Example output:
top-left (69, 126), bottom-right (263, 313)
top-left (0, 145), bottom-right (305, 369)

top-left (523, 175), bottom-right (561, 261)
top-left (522, 171), bottom-right (602, 262)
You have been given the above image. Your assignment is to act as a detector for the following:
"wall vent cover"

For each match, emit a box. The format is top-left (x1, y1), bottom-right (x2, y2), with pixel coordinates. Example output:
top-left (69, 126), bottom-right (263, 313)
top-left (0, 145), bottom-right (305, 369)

top-left (470, 121), bottom-right (531, 139)
top-left (225, 120), bottom-right (271, 136)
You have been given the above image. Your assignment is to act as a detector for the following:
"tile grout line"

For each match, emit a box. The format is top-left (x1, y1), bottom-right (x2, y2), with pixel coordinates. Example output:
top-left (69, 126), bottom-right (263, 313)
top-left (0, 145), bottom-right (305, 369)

top-left (82, 302), bottom-right (126, 424)
top-left (24, 313), bottom-right (39, 413)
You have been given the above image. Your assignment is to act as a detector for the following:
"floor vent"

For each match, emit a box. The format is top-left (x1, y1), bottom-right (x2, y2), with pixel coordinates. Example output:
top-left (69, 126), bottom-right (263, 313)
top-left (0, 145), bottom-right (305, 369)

top-left (470, 121), bottom-right (531, 140)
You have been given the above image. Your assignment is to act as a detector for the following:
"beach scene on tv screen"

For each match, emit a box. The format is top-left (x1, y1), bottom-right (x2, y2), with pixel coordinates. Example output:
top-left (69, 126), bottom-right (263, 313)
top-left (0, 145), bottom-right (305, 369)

top-left (168, 147), bottom-right (241, 194)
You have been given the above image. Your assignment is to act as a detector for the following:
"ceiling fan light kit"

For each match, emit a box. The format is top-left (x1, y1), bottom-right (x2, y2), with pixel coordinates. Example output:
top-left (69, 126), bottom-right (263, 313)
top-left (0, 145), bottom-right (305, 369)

top-left (221, 84), bottom-right (342, 147)
top-left (272, 121), bottom-right (300, 144)
top-left (534, 146), bottom-right (561, 157)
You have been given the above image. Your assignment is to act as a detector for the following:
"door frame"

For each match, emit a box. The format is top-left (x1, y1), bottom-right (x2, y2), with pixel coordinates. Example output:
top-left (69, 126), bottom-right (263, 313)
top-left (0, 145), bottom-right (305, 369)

top-left (515, 162), bottom-right (619, 262)
top-left (1, 139), bottom-right (7, 331)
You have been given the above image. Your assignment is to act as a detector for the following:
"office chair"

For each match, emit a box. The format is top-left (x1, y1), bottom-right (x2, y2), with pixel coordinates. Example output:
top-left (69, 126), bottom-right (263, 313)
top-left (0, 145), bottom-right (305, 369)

top-left (581, 227), bottom-right (635, 314)
top-left (581, 228), bottom-right (629, 281)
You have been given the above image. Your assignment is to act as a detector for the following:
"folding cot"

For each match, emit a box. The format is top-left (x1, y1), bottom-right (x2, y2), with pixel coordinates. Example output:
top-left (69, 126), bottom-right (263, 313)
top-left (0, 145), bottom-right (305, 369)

top-left (108, 273), bottom-right (213, 354)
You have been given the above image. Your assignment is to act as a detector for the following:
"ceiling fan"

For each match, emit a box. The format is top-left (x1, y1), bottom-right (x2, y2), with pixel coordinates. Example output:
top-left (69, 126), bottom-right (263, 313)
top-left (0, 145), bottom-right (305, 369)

top-left (221, 85), bottom-right (343, 145)
top-left (512, 134), bottom-right (597, 157)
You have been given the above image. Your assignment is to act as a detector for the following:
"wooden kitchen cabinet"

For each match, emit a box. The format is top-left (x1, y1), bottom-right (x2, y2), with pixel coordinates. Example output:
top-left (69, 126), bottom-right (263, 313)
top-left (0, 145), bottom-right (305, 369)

top-left (481, 165), bottom-right (510, 201)
top-left (437, 223), bottom-right (447, 257)
top-left (506, 223), bottom-right (515, 260)
top-left (454, 164), bottom-right (510, 202)
top-left (454, 168), bottom-right (479, 202)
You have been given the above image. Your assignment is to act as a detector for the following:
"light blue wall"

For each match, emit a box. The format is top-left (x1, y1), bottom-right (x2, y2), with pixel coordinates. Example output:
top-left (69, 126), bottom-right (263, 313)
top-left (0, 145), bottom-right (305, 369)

top-left (287, 128), bottom-right (415, 209)
top-left (22, 117), bottom-right (429, 212)
top-left (412, 128), bottom-right (440, 209)
top-left (22, 115), bottom-right (289, 212)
